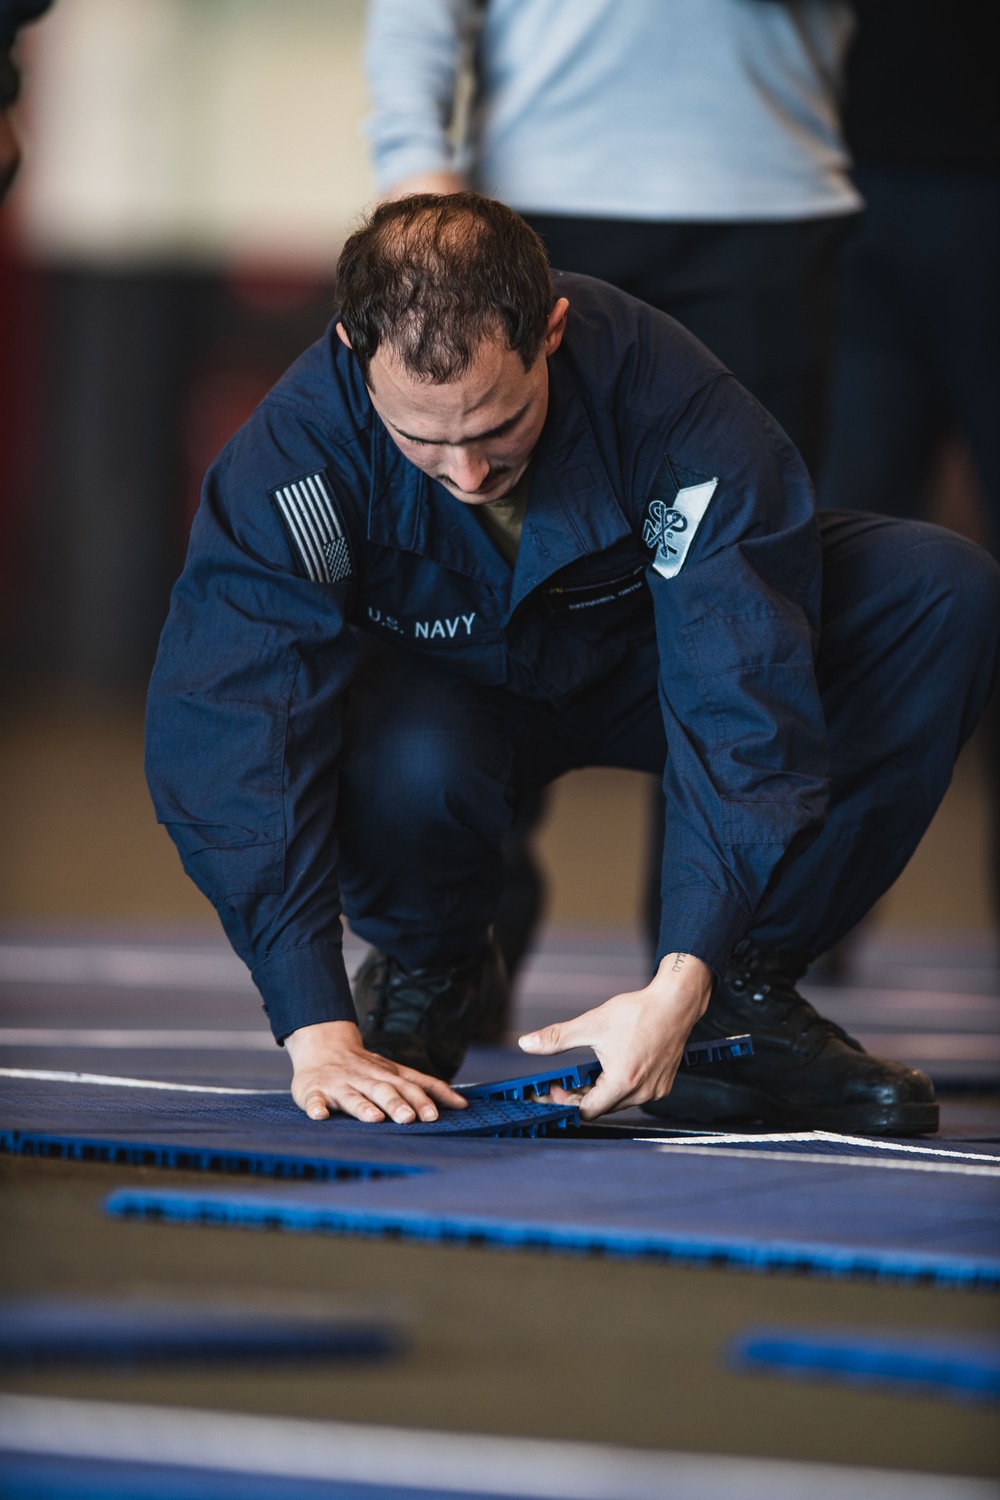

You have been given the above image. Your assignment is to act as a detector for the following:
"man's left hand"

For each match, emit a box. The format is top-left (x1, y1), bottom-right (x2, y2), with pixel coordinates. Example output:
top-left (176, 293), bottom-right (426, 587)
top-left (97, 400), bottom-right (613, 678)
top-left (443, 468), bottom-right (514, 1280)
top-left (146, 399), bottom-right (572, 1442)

top-left (517, 952), bottom-right (714, 1119)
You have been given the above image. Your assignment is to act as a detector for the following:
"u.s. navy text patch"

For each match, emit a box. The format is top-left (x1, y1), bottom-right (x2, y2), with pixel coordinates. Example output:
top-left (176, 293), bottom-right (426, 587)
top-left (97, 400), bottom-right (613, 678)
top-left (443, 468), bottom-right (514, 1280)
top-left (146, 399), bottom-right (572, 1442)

top-left (270, 470), bottom-right (354, 584)
top-left (643, 477), bottom-right (718, 580)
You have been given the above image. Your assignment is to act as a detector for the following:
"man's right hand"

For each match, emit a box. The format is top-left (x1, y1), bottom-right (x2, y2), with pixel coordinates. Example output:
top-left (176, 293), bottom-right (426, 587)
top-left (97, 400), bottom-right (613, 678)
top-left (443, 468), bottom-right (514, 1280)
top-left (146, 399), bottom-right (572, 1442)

top-left (285, 1019), bottom-right (467, 1125)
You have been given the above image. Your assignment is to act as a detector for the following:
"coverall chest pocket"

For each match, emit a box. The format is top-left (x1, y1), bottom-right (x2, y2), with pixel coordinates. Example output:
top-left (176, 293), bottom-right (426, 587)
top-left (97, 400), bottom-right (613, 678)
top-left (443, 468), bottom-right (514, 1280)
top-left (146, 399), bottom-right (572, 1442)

top-left (543, 560), bottom-right (649, 632)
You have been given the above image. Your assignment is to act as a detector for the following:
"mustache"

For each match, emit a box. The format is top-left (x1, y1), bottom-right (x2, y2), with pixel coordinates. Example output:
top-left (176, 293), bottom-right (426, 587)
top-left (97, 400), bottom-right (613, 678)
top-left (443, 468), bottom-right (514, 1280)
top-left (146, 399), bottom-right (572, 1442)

top-left (434, 464), bottom-right (515, 494)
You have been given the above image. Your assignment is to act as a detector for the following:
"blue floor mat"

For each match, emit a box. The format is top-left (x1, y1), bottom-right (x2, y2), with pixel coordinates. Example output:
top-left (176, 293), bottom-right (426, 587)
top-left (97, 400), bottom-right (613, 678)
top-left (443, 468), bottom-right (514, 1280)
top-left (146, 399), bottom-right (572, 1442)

top-left (105, 1138), bottom-right (1000, 1287)
top-left (0, 1297), bottom-right (399, 1367)
top-left (728, 1327), bottom-right (1000, 1403)
top-left (0, 1076), bottom-right (577, 1180)
top-left (5, 1070), bottom-right (999, 1288)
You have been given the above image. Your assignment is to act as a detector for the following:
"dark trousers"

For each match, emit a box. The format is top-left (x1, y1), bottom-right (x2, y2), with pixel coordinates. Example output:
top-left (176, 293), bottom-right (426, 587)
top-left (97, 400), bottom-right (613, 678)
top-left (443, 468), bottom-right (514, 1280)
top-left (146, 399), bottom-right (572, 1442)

top-left (819, 169), bottom-right (1000, 912)
top-left (524, 213), bottom-right (854, 476)
top-left (336, 516), bottom-right (1000, 973)
top-left (818, 169), bottom-right (1000, 554)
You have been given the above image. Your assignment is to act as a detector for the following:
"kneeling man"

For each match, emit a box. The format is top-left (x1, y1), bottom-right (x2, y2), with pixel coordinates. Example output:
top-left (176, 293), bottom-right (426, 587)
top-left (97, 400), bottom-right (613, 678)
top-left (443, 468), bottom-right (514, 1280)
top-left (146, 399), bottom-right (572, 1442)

top-left (146, 194), bottom-right (1000, 1134)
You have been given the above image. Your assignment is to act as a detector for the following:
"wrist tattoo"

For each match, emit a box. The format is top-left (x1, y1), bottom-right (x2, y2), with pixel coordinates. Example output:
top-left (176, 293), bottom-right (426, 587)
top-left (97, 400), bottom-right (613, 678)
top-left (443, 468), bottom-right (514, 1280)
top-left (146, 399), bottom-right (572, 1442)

top-left (671, 952), bottom-right (688, 973)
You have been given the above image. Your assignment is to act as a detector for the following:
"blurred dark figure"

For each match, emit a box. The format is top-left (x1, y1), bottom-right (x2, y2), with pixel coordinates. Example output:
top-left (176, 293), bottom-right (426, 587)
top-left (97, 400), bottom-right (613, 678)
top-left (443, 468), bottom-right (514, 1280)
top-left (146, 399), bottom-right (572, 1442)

top-left (0, 0), bottom-right (50, 200)
top-left (818, 0), bottom-right (1000, 920)
top-left (820, 1), bottom-right (999, 551)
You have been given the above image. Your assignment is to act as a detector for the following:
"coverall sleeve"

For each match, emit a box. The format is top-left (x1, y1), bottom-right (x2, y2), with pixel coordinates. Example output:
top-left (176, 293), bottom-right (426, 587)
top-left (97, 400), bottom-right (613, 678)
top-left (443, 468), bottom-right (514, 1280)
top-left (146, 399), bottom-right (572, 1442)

top-left (145, 413), bottom-right (362, 1041)
top-left (642, 377), bottom-right (830, 976)
top-left (363, 0), bottom-right (475, 193)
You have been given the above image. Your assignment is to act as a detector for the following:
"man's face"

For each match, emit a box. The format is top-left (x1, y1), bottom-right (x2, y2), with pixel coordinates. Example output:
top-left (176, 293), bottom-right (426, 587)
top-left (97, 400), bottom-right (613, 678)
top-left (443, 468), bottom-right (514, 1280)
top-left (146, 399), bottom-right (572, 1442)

top-left (338, 299), bottom-right (568, 504)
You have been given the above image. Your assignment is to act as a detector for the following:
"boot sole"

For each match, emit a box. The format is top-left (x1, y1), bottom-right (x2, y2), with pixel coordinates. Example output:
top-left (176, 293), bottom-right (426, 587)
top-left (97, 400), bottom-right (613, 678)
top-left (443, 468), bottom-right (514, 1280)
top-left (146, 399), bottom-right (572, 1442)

top-left (642, 1079), bottom-right (939, 1137)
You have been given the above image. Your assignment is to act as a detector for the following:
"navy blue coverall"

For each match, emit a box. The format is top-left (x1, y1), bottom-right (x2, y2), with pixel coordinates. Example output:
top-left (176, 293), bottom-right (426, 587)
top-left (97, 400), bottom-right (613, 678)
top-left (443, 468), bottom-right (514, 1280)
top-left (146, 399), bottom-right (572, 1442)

top-left (146, 273), bottom-right (1000, 1044)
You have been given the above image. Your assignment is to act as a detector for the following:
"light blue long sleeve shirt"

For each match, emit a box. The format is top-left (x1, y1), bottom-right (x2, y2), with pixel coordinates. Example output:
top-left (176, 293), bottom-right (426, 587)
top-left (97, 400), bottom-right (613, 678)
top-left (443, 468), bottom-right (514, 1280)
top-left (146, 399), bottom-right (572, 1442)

top-left (365, 0), bottom-right (860, 221)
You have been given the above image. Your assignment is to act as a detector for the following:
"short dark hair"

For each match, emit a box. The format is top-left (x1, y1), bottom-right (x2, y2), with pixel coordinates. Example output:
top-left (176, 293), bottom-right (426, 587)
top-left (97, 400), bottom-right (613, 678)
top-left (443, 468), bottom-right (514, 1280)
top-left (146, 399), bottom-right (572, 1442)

top-left (336, 192), bottom-right (554, 385)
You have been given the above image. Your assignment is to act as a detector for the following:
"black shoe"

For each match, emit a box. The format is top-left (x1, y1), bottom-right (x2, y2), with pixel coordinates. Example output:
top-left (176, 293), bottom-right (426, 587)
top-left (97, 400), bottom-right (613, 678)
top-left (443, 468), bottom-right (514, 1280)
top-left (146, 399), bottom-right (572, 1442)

top-left (353, 942), bottom-right (508, 1082)
top-left (642, 938), bottom-right (939, 1136)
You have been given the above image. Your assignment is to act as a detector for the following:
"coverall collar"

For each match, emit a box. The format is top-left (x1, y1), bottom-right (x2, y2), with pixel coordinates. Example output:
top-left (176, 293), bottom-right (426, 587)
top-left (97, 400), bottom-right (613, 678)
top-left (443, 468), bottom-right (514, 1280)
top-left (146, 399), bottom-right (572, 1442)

top-left (367, 352), bottom-right (631, 617)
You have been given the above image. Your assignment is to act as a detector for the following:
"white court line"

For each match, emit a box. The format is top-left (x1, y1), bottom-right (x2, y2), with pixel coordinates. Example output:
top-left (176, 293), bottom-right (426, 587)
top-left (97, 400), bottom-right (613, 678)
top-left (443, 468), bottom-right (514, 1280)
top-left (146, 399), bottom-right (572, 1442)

top-left (0, 1067), bottom-right (278, 1095)
top-left (0, 1029), bottom-right (276, 1049)
top-left (0, 1395), bottom-right (990, 1500)
top-left (649, 1130), bottom-right (1000, 1163)
top-left (650, 1144), bottom-right (1000, 1178)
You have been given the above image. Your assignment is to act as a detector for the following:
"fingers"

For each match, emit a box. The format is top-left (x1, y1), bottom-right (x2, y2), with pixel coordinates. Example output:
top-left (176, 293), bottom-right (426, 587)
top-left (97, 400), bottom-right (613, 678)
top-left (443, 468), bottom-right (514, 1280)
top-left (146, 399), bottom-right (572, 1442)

top-left (397, 1067), bottom-right (468, 1111)
top-left (518, 1009), bottom-right (596, 1057)
top-left (295, 1080), bottom-right (387, 1125)
top-left (300, 1088), bottom-right (332, 1122)
top-left (335, 1085), bottom-right (387, 1124)
top-left (576, 1062), bottom-right (679, 1121)
top-left (292, 1052), bottom-right (469, 1125)
top-left (546, 1083), bottom-right (585, 1107)
top-left (577, 1077), bottom-right (625, 1120)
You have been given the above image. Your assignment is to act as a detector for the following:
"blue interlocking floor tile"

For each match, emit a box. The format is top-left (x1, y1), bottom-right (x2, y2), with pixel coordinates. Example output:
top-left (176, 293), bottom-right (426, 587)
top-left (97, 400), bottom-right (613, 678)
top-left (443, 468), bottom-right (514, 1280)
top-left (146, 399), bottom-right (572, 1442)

top-left (105, 1143), bottom-right (1000, 1288)
top-left (0, 1080), bottom-right (575, 1158)
top-left (0, 1079), bottom-right (578, 1182)
top-left (728, 1326), bottom-right (1000, 1402)
top-left (459, 1038), bottom-right (753, 1102)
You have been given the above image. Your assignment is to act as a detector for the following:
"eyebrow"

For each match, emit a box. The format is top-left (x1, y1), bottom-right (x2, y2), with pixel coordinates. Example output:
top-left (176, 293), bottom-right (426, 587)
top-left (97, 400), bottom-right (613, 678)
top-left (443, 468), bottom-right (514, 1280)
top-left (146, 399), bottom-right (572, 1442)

top-left (388, 401), bottom-right (531, 447)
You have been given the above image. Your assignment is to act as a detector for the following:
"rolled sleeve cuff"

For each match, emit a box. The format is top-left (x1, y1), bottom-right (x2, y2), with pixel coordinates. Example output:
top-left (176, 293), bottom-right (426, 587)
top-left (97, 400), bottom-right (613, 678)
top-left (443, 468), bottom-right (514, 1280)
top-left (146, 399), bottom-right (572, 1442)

top-left (656, 887), bottom-right (750, 980)
top-left (252, 941), bottom-right (357, 1043)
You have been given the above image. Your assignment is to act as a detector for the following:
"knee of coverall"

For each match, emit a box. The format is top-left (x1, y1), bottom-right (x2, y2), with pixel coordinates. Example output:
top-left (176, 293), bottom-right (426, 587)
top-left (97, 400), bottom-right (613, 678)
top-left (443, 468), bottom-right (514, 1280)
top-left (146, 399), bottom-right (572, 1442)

top-left (908, 525), bottom-right (1000, 737)
top-left (824, 515), bottom-right (1000, 734)
top-left (336, 641), bottom-right (517, 867)
top-left (335, 646), bottom-right (517, 966)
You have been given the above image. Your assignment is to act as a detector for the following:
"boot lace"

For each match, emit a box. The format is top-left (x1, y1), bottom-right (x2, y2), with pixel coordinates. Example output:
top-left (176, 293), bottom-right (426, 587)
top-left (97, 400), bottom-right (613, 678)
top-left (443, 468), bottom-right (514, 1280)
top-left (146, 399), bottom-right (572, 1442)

top-left (726, 938), bottom-right (860, 1052)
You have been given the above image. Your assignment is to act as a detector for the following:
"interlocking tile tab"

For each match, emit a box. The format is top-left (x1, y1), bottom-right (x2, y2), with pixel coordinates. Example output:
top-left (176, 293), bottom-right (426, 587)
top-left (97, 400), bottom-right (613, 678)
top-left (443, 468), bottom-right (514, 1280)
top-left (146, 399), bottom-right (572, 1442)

top-left (459, 1061), bottom-right (600, 1102)
top-left (682, 1033), bottom-right (754, 1067)
top-left (461, 1038), bottom-right (753, 1104)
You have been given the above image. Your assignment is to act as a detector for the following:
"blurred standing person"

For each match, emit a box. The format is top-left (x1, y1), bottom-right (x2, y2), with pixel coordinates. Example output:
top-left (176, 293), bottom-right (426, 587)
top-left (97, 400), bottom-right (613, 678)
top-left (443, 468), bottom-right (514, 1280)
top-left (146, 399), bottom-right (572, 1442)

top-left (365, 0), bottom-right (859, 478)
top-left (818, 0), bottom-right (1000, 922)
top-left (364, 0), bottom-right (862, 986)
top-left (819, 1), bottom-right (999, 553)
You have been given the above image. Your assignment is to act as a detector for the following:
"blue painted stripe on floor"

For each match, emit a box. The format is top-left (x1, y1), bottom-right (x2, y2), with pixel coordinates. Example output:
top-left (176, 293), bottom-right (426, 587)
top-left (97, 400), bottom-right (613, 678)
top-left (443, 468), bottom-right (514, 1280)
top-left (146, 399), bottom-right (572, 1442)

top-left (729, 1327), bottom-right (1000, 1401)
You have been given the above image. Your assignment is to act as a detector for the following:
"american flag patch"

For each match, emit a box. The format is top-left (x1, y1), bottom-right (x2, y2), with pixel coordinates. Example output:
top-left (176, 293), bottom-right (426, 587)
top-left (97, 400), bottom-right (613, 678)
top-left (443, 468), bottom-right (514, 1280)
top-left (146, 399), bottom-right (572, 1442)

top-left (269, 470), bottom-right (354, 584)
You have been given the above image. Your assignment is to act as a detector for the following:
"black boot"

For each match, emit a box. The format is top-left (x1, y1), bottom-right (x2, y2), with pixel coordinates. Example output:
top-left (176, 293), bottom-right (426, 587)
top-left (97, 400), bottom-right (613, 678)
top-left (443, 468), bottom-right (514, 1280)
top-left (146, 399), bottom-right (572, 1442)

top-left (642, 938), bottom-right (939, 1136)
top-left (353, 942), bottom-right (508, 1082)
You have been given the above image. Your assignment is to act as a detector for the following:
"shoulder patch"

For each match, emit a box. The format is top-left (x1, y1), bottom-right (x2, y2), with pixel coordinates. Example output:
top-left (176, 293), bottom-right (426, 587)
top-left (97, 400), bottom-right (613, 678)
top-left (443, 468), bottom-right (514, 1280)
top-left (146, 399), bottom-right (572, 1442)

top-left (643, 478), bottom-right (718, 580)
top-left (270, 470), bottom-right (354, 584)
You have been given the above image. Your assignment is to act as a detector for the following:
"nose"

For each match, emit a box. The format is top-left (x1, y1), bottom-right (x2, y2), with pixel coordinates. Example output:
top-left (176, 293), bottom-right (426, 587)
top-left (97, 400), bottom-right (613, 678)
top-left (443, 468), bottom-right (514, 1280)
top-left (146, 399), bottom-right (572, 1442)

top-left (445, 448), bottom-right (491, 494)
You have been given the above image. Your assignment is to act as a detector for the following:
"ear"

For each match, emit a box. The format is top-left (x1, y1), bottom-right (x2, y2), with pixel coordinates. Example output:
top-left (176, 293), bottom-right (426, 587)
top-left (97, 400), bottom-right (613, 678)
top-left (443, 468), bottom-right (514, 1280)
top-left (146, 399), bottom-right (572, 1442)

top-left (336, 321), bottom-right (353, 350)
top-left (544, 297), bottom-right (570, 357)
